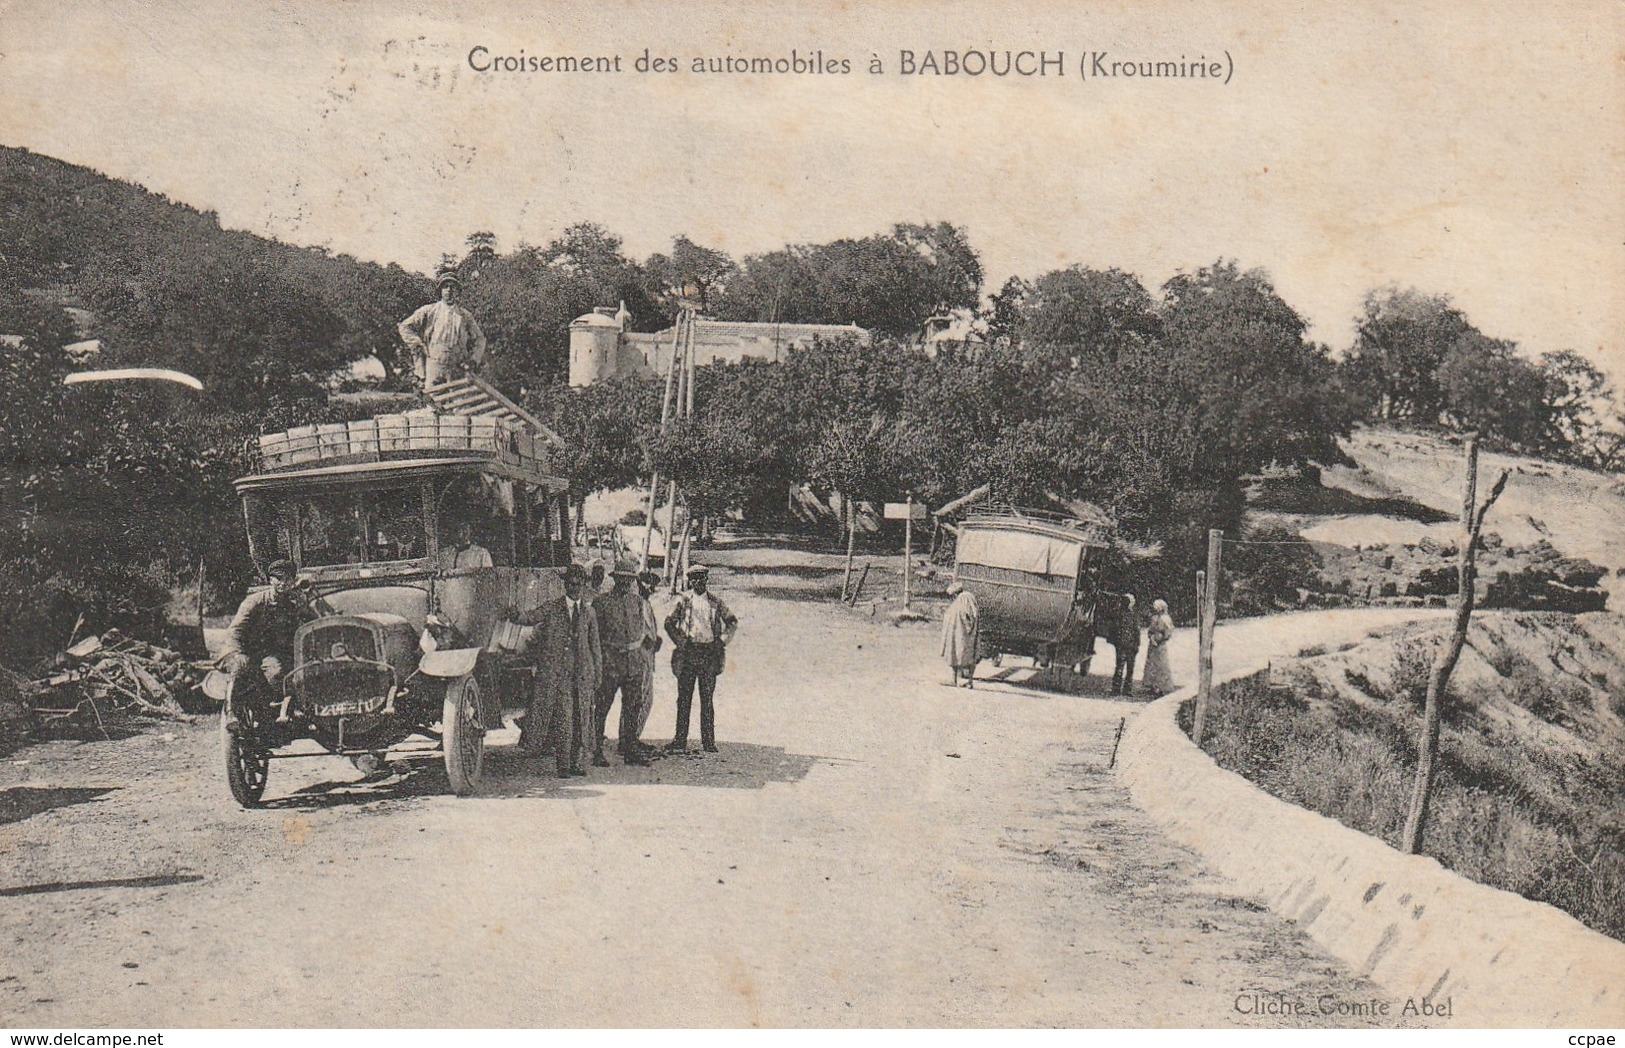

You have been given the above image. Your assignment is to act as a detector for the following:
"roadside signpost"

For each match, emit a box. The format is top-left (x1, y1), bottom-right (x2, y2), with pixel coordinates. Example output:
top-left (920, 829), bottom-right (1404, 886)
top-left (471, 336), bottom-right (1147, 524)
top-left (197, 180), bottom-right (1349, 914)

top-left (884, 497), bottom-right (927, 608)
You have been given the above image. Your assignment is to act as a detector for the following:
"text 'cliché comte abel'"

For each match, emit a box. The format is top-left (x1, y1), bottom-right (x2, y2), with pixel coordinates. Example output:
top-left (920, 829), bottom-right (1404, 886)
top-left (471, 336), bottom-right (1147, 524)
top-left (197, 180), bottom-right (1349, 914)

top-left (465, 47), bottom-right (1236, 84)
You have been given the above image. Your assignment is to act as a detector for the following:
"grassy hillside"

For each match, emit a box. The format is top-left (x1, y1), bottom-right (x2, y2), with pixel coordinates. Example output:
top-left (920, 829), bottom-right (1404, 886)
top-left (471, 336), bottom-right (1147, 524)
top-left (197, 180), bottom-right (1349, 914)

top-left (0, 146), bottom-right (442, 667)
top-left (1196, 612), bottom-right (1625, 941)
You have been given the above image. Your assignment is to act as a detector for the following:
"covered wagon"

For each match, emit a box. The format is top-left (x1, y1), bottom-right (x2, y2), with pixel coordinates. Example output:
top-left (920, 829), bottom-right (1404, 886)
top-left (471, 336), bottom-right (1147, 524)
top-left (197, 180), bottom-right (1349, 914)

top-left (952, 509), bottom-right (1116, 677)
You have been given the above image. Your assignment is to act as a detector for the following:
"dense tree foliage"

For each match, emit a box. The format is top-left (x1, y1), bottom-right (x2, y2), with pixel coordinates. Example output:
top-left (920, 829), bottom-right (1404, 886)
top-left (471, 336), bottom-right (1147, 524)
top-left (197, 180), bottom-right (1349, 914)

top-left (712, 222), bottom-right (982, 337)
top-left (997, 265), bottom-right (1161, 365)
top-left (1338, 283), bottom-right (1621, 465)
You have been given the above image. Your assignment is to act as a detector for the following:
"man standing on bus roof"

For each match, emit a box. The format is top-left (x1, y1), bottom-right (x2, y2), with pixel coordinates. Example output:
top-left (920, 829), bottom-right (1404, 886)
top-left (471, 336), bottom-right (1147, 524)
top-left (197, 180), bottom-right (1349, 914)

top-left (397, 271), bottom-right (487, 389)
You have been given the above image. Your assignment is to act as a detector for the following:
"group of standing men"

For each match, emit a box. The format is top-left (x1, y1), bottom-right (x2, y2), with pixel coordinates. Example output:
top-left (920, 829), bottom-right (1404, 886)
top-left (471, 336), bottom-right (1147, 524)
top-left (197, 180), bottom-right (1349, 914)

top-left (512, 558), bottom-right (739, 778)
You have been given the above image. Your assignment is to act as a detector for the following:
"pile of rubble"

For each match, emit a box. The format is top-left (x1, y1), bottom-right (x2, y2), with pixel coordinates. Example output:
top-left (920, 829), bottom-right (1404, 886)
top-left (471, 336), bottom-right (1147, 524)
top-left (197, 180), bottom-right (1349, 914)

top-left (12, 628), bottom-right (212, 740)
top-left (1307, 535), bottom-right (1609, 613)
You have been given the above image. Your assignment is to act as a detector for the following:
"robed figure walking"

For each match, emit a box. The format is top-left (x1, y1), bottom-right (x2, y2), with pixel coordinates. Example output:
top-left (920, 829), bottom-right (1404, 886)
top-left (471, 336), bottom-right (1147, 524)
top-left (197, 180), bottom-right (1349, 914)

top-left (941, 581), bottom-right (980, 688)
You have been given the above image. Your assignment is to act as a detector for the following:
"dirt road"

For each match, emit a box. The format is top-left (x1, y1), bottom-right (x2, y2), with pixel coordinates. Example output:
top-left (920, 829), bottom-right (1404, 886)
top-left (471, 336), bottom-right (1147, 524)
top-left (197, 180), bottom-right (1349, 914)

top-left (1, 581), bottom-right (1441, 1028)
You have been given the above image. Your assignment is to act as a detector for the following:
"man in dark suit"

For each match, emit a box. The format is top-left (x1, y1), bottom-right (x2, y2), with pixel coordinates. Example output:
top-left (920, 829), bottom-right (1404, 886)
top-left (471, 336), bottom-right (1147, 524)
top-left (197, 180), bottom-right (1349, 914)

top-left (1111, 592), bottom-right (1141, 697)
top-left (512, 563), bottom-right (603, 777)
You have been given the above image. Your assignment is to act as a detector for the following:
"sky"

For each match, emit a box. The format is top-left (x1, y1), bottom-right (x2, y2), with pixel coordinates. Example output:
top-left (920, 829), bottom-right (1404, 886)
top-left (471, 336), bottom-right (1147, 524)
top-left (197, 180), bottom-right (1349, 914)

top-left (1, 0), bottom-right (1621, 377)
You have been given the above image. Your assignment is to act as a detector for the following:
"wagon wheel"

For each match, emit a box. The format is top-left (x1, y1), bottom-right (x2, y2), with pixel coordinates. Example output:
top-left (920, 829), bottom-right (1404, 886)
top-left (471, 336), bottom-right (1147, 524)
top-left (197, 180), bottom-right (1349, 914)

top-left (222, 681), bottom-right (270, 808)
top-left (442, 674), bottom-right (485, 796)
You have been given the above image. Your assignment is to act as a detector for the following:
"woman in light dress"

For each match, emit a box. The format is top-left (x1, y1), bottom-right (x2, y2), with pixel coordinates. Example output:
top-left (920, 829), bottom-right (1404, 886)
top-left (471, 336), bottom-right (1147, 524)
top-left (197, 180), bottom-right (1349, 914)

top-left (1140, 598), bottom-right (1176, 697)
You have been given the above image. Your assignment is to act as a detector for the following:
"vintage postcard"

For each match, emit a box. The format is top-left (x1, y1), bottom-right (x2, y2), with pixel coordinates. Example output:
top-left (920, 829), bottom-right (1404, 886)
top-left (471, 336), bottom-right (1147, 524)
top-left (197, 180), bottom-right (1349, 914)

top-left (0, 0), bottom-right (1621, 1035)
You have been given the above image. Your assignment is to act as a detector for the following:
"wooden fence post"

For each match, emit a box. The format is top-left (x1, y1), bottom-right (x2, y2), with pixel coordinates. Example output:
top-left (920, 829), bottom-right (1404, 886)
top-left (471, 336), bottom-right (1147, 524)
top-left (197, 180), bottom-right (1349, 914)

top-left (1193, 570), bottom-right (1209, 745)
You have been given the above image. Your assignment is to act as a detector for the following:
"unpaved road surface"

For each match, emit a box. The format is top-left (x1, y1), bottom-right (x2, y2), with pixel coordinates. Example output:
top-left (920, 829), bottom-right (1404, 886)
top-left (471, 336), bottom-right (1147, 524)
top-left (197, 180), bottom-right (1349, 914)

top-left (1, 578), bottom-right (1442, 1028)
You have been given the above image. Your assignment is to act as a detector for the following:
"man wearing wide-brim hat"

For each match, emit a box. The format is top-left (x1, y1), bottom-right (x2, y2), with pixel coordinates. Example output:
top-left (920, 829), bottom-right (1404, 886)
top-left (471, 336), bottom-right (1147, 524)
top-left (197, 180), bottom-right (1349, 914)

top-left (591, 556), bottom-right (659, 765)
top-left (663, 563), bottom-right (738, 753)
top-left (397, 270), bottom-right (487, 389)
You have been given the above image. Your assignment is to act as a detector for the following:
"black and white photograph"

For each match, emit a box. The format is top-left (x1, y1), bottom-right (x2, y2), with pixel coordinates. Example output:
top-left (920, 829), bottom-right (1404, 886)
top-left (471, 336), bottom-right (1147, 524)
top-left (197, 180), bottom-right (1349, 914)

top-left (0, 0), bottom-right (1622, 1035)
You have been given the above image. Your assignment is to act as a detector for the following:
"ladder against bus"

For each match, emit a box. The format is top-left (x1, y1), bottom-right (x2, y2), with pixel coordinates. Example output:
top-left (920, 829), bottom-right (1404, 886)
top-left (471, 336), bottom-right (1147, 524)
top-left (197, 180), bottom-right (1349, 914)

top-left (424, 374), bottom-right (564, 447)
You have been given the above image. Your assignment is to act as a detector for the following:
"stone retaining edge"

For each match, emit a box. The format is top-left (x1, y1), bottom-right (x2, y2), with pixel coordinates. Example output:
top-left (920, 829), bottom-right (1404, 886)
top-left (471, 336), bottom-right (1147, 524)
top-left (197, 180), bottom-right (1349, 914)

top-left (1118, 660), bottom-right (1625, 1027)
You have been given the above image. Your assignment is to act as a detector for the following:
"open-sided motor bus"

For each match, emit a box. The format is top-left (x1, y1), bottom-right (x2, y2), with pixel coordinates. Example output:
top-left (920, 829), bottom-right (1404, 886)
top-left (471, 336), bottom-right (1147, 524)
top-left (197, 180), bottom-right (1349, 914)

top-left (951, 508), bottom-right (1117, 677)
top-left (223, 410), bottom-right (570, 806)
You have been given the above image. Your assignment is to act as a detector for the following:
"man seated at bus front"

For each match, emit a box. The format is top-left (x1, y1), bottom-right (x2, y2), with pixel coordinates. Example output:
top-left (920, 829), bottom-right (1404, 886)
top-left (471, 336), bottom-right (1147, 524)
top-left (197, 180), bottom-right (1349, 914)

top-left (219, 559), bottom-right (323, 726)
top-left (436, 520), bottom-right (493, 570)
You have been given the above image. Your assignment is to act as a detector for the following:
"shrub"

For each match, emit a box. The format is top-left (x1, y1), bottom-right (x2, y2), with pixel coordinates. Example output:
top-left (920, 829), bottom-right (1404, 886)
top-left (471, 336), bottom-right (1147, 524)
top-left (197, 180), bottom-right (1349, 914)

top-left (1220, 525), bottom-right (1322, 616)
top-left (0, 558), bottom-right (171, 668)
top-left (1388, 636), bottom-right (1435, 712)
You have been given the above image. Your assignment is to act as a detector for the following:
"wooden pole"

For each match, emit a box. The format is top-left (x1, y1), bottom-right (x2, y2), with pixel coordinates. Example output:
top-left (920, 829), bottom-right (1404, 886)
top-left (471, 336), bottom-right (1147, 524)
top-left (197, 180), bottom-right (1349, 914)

top-left (848, 561), bottom-right (870, 606)
top-left (684, 310), bottom-right (696, 417)
top-left (903, 494), bottom-right (914, 609)
top-left (841, 496), bottom-right (857, 601)
top-left (1192, 529), bottom-right (1223, 747)
top-left (665, 479), bottom-right (681, 589)
top-left (640, 313), bottom-right (686, 572)
top-left (675, 515), bottom-right (694, 583)
top-left (1193, 570), bottom-right (1209, 745)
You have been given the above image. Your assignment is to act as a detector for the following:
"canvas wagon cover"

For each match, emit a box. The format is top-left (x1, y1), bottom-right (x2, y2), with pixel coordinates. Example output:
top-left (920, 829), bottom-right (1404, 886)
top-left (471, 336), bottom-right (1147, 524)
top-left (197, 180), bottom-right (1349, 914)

top-left (956, 526), bottom-right (1084, 578)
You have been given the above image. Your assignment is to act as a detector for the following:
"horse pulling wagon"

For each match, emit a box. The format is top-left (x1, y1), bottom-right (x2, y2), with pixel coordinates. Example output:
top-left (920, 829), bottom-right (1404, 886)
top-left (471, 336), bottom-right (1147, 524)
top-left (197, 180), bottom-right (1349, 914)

top-left (951, 508), bottom-right (1117, 678)
top-left (220, 379), bottom-right (572, 806)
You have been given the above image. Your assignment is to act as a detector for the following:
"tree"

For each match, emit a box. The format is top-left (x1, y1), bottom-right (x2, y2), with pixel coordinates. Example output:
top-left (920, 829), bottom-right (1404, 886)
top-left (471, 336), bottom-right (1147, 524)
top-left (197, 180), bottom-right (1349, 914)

top-left (1437, 333), bottom-right (1550, 448)
top-left (1158, 260), bottom-right (1357, 481)
top-left (983, 276), bottom-right (1030, 348)
top-left (1402, 437), bottom-right (1509, 854)
top-left (1344, 287), bottom-right (1477, 422)
top-left (1010, 265), bottom-right (1161, 365)
top-left (1539, 350), bottom-right (1612, 460)
top-left (714, 222), bottom-right (983, 338)
top-left (80, 242), bottom-right (349, 404)
top-left (646, 235), bottom-right (735, 315)
top-left (526, 376), bottom-right (662, 499)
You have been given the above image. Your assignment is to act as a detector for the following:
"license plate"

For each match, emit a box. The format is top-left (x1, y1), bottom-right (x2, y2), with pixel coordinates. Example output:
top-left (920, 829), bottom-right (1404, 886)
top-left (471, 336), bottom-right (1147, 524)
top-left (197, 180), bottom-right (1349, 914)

top-left (313, 696), bottom-right (387, 717)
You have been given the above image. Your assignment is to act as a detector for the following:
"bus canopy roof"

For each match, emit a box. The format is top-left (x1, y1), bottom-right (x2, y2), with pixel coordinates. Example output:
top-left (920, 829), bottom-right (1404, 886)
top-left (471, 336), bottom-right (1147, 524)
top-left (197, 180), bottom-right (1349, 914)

top-left (956, 525), bottom-right (1088, 578)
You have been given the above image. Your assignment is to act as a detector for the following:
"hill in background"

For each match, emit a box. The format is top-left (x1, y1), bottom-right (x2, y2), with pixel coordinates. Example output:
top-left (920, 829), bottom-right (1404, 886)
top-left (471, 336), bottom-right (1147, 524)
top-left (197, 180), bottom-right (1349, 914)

top-left (0, 144), bottom-right (429, 396)
top-left (1244, 425), bottom-right (1621, 611)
